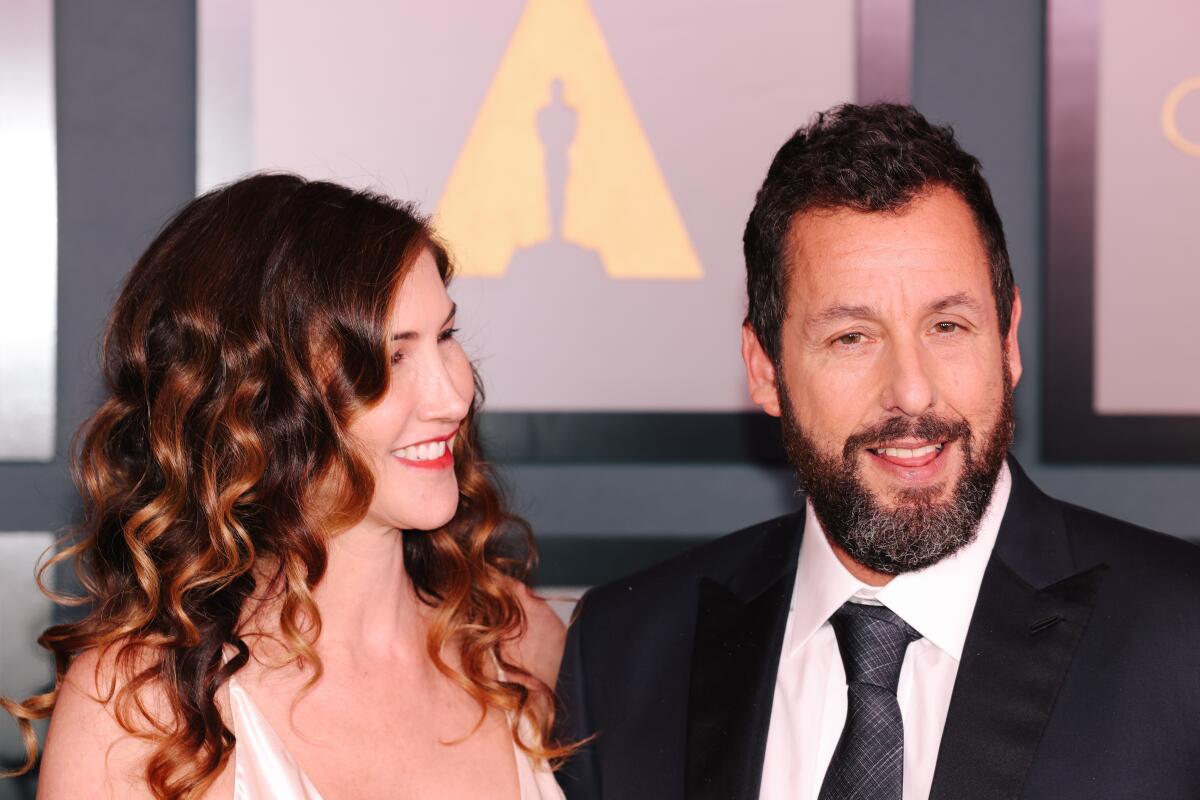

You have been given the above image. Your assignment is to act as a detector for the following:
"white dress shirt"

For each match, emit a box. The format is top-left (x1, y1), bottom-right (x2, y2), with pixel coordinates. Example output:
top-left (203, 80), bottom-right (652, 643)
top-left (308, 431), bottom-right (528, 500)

top-left (758, 463), bottom-right (1012, 800)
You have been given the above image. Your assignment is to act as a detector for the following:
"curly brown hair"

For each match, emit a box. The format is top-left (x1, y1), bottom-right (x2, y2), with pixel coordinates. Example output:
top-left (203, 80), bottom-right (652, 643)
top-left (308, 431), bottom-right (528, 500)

top-left (1, 174), bottom-right (568, 798)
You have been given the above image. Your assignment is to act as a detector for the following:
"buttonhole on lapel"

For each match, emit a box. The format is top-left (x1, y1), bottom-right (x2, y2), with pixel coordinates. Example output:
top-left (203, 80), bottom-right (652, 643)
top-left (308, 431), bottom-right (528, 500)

top-left (1029, 615), bottom-right (1063, 634)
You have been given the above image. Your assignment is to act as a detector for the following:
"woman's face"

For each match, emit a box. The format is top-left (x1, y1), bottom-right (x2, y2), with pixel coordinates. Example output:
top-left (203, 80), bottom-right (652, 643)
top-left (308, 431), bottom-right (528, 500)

top-left (349, 249), bottom-right (473, 533)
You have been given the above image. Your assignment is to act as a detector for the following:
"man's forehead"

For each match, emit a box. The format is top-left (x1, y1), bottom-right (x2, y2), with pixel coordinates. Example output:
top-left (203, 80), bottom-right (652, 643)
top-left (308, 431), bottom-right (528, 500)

top-left (787, 188), bottom-right (982, 247)
top-left (782, 190), bottom-right (992, 304)
top-left (790, 270), bottom-right (995, 330)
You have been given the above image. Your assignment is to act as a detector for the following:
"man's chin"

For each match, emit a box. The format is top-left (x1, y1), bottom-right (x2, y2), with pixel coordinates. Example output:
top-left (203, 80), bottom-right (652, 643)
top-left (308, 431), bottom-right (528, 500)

top-left (817, 494), bottom-right (983, 575)
top-left (779, 373), bottom-right (1015, 575)
top-left (878, 485), bottom-right (954, 512)
top-left (814, 459), bottom-right (988, 575)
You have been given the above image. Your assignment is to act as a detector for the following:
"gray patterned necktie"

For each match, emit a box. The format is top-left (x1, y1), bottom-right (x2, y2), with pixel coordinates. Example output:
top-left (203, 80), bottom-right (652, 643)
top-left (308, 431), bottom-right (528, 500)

top-left (818, 601), bottom-right (922, 800)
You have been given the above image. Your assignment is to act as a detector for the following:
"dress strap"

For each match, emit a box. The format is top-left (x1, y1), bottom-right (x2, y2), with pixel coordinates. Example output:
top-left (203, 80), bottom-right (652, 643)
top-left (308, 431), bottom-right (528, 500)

top-left (227, 676), bottom-right (325, 800)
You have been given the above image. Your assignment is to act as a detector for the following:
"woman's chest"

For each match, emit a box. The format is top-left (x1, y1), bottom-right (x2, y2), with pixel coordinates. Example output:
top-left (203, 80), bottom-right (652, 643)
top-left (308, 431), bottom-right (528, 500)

top-left (238, 673), bottom-right (523, 800)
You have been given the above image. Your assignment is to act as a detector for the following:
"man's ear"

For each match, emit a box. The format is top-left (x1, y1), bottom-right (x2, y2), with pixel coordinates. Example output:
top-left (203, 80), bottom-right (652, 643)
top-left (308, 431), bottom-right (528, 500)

top-left (1004, 287), bottom-right (1023, 390)
top-left (742, 323), bottom-right (782, 417)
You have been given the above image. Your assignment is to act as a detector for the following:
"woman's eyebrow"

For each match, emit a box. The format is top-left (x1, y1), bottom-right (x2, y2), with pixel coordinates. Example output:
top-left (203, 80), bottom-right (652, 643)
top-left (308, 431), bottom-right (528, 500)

top-left (391, 303), bottom-right (457, 341)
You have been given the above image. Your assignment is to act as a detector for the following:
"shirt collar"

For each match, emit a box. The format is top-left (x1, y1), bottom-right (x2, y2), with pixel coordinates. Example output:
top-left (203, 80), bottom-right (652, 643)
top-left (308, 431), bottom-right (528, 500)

top-left (787, 461), bottom-right (1011, 661)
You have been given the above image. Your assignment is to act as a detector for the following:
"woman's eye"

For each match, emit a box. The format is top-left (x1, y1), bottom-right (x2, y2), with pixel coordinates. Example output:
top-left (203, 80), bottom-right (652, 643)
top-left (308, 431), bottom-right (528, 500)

top-left (390, 351), bottom-right (405, 364)
top-left (438, 327), bottom-right (460, 343)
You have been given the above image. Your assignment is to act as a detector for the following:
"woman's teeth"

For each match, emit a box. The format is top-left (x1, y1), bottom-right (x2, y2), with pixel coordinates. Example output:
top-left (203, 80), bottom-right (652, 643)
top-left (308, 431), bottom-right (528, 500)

top-left (872, 443), bottom-right (943, 458)
top-left (393, 435), bottom-right (455, 462)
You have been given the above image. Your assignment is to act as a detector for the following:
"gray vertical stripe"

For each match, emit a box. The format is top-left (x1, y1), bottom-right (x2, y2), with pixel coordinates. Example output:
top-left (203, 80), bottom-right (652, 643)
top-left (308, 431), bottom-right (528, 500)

top-left (0, 0), bottom-right (57, 462)
top-left (196, 0), bottom-right (252, 192)
top-left (0, 532), bottom-right (55, 762)
top-left (857, 0), bottom-right (914, 104)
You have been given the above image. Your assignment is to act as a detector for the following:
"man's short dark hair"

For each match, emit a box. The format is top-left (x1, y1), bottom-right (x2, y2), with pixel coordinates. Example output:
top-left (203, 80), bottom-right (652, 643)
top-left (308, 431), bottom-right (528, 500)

top-left (743, 103), bottom-right (1015, 364)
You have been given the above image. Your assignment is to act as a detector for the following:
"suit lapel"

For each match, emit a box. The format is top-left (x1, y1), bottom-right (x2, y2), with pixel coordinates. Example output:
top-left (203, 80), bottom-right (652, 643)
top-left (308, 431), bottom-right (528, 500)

top-left (929, 459), bottom-right (1107, 800)
top-left (684, 517), bottom-right (802, 800)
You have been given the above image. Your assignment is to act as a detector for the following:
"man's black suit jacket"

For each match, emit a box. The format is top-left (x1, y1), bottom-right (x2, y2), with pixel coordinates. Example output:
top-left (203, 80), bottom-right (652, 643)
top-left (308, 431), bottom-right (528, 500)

top-left (554, 458), bottom-right (1200, 799)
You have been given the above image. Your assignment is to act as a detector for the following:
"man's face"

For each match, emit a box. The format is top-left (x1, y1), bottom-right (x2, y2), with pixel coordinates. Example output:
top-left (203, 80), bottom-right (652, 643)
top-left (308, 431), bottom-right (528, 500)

top-left (742, 186), bottom-right (1023, 574)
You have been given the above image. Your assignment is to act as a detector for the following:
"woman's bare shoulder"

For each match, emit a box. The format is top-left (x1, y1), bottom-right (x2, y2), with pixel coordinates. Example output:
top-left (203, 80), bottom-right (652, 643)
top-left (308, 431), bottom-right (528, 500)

top-left (38, 647), bottom-right (162, 799)
top-left (510, 582), bottom-right (568, 689)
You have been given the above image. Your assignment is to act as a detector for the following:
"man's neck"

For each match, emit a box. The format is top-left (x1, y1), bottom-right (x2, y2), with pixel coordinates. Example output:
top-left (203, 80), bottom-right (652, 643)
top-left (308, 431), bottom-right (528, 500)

top-left (828, 536), bottom-right (895, 587)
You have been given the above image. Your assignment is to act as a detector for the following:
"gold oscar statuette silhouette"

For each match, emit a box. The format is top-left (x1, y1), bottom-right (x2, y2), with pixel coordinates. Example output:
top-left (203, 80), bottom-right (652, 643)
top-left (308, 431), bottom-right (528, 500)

top-left (435, 0), bottom-right (703, 280)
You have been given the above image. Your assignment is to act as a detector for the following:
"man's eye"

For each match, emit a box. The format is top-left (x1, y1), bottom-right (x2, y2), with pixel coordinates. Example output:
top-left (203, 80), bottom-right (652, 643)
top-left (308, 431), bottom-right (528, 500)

top-left (933, 321), bottom-right (960, 334)
top-left (835, 332), bottom-right (865, 346)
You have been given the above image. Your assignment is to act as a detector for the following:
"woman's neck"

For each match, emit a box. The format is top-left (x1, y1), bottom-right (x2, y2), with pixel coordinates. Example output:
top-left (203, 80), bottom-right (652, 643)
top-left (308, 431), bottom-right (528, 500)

top-left (310, 521), bottom-right (429, 662)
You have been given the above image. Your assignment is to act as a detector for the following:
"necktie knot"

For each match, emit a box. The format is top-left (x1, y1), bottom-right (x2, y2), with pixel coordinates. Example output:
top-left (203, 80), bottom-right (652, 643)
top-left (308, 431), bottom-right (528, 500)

top-left (829, 601), bottom-right (921, 693)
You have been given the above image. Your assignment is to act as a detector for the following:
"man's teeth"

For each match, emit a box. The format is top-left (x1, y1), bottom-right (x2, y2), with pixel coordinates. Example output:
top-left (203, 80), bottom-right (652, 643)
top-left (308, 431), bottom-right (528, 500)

top-left (393, 435), bottom-right (455, 462)
top-left (872, 443), bottom-right (944, 458)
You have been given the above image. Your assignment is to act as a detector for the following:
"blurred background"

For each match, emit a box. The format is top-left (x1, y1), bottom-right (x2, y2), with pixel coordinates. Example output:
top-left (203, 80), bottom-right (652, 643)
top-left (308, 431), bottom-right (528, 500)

top-left (1, 0), bottom-right (1197, 794)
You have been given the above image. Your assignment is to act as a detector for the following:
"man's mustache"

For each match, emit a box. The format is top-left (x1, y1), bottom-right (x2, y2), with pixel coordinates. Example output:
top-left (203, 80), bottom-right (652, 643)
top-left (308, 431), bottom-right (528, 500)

top-left (841, 414), bottom-right (972, 461)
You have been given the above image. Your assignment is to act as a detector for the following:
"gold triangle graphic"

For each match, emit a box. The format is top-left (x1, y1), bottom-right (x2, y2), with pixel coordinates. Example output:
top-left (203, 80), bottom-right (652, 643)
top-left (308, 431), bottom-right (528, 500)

top-left (434, 0), bottom-right (703, 279)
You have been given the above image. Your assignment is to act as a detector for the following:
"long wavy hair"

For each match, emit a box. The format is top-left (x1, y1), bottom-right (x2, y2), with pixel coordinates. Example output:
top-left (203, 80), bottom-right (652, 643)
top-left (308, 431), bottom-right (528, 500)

top-left (1, 174), bottom-right (568, 798)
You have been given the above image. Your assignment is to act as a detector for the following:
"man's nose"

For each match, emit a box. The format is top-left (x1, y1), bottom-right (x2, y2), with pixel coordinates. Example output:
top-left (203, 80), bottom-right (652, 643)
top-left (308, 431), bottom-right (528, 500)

top-left (880, 337), bottom-right (937, 417)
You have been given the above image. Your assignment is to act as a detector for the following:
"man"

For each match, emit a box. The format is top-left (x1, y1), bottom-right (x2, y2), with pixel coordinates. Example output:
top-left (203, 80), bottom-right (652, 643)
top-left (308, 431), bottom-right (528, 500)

top-left (554, 104), bottom-right (1200, 800)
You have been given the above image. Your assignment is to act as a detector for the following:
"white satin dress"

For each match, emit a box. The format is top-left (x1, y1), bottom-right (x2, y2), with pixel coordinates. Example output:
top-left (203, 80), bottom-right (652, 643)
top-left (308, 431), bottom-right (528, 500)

top-left (227, 677), bottom-right (565, 799)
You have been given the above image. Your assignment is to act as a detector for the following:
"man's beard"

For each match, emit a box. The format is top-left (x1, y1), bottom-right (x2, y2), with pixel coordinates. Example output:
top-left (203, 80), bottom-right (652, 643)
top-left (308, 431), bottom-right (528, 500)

top-left (779, 361), bottom-right (1015, 575)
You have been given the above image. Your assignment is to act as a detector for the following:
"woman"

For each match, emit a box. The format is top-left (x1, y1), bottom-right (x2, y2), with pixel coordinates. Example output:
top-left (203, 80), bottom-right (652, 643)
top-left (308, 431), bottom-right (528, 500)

top-left (3, 175), bottom-right (571, 798)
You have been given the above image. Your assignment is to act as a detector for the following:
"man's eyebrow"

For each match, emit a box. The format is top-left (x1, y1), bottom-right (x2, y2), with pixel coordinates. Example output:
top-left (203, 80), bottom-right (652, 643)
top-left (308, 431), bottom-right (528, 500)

top-left (806, 303), bottom-right (878, 331)
top-left (805, 294), bottom-right (986, 332)
top-left (390, 303), bottom-right (457, 341)
top-left (927, 293), bottom-right (985, 315)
